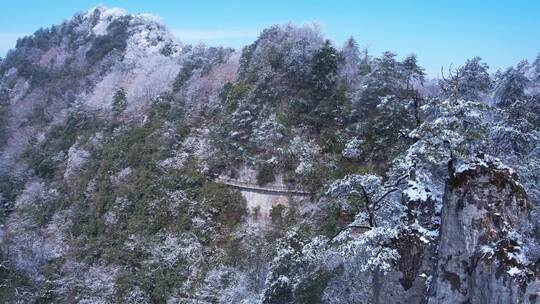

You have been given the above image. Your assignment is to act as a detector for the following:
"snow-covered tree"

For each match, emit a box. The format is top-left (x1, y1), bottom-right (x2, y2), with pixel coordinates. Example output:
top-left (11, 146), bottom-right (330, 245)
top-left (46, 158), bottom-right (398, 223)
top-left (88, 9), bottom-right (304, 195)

top-left (401, 54), bottom-right (425, 92)
top-left (327, 173), bottom-right (407, 229)
top-left (493, 66), bottom-right (529, 107)
top-left (440, 56), bottom-right (492, 101)
top-left (111, 87), bottom-right (127, 116)
top-left (338, 37), bottom-right (361, 87)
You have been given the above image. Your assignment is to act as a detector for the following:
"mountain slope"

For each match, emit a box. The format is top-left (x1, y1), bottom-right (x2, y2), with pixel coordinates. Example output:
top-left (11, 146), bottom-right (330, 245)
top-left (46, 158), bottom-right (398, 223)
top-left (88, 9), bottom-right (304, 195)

top-left (0, 6), bottom-right (539, 303)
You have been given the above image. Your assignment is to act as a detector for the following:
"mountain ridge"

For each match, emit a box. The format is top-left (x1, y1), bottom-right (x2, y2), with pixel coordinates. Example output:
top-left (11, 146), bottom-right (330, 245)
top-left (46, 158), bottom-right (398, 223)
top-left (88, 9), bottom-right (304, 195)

top-left (0, 6), bottom-right (539, 303)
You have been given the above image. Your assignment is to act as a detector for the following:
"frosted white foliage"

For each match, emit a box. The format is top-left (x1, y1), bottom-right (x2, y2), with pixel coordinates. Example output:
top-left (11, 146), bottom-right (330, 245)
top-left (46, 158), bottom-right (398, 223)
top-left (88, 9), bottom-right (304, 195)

top-left (181, 55), bottom-right (239, 116)
top-left (341, 137), bottom-right (362, 160)
top-left (87, 52), bottom-right (179, 114)
top-left (230, 107), bottom-right (257, 141)
top-left (89, 6), bottom-right (128, 36)
top-left (339, 37), bottom-right (362, 87)
top-left (111, 167), bottom-right (133, 186)
top-left (389, 99), bottom-right (497, 207)
top-left (165, 190), bottom-right (189, 216)
top-left (64, 144), bottom-right (90, 181)
top-left (295, 159), bottom-right (314, 176)
top-left (183, 129), bottom-right (210, 156)
top-left (147, 233), bottom-right (203, 267)
top-left (55, 262), bottom-right (119, 304)
top-left (247, 23), bottom-right (324, 79)
top-left (1, 5), bottom-right (539, 302)
top-left (337, 227), bottom-right (400, 273)
top-left (122, 286), bottom-right (150, 304)
top-left (289, 136), bottom-right (320, 175)
top-left (195, 267), bottom-right (260, 304)
top-left (252, 114), bottom-right (285, 151)
top-left (327, 174), bottom-right (384, 198)
top-left (43, 210), bottom-right (73, 257)
top-left (324, 172), bottom-right (409, 275)
top-left (14, 181), bottom-right (58, 209)
top-left (158, 151), bottom-right (189, 170)
top-left (0, 219), bottom-right (59, 279)
top-left (102, 210), bottom-right (118, 226)
top-left (301, 235), bottom-right (330, 261)
top-left (328, 173), bottom-right (406, 229)
top-left (82, 6), bottom-right (182, 114)
top-left (123, 233), bottom-right (203, 273)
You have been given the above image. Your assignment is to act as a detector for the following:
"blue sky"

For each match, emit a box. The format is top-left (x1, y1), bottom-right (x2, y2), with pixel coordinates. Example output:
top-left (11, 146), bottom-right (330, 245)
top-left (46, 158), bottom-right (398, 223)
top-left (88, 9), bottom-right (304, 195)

top-left (1, 0), bottom-right (539, 76)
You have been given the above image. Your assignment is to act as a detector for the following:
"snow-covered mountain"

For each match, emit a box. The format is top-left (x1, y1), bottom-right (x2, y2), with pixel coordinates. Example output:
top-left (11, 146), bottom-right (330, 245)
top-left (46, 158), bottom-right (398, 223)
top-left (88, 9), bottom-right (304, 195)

top-left (0, 6), bottom-right (539, 303)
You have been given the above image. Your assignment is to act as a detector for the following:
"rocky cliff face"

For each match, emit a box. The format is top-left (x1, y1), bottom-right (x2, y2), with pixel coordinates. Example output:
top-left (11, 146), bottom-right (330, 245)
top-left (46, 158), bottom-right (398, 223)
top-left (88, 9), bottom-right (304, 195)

top-left (322, 156), bottom-right (540, 304)
top-left (430, 157), bottom-right (539, 303)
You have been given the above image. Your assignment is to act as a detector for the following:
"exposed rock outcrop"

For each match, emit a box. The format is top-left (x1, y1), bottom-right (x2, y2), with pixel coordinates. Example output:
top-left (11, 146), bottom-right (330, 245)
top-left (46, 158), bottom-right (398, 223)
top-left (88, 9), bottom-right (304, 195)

top-left (429, 157), bottom-right (539, 303)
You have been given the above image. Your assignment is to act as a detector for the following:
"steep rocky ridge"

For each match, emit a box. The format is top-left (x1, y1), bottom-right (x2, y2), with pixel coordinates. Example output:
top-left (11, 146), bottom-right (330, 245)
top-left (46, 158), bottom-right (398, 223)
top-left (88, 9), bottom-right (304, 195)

top-left (430, 157), bottom-right (539, 303)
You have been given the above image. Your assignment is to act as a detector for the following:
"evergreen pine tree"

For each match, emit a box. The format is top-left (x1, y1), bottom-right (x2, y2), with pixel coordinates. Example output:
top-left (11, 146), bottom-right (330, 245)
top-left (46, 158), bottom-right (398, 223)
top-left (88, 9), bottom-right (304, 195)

top-left (112, 87), bottom-right (127, 116)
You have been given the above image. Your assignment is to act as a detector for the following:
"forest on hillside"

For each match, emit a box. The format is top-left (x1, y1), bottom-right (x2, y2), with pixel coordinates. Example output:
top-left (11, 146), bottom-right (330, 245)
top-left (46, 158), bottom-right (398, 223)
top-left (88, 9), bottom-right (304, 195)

top-left (0, 6), bottom-right (539, 304)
